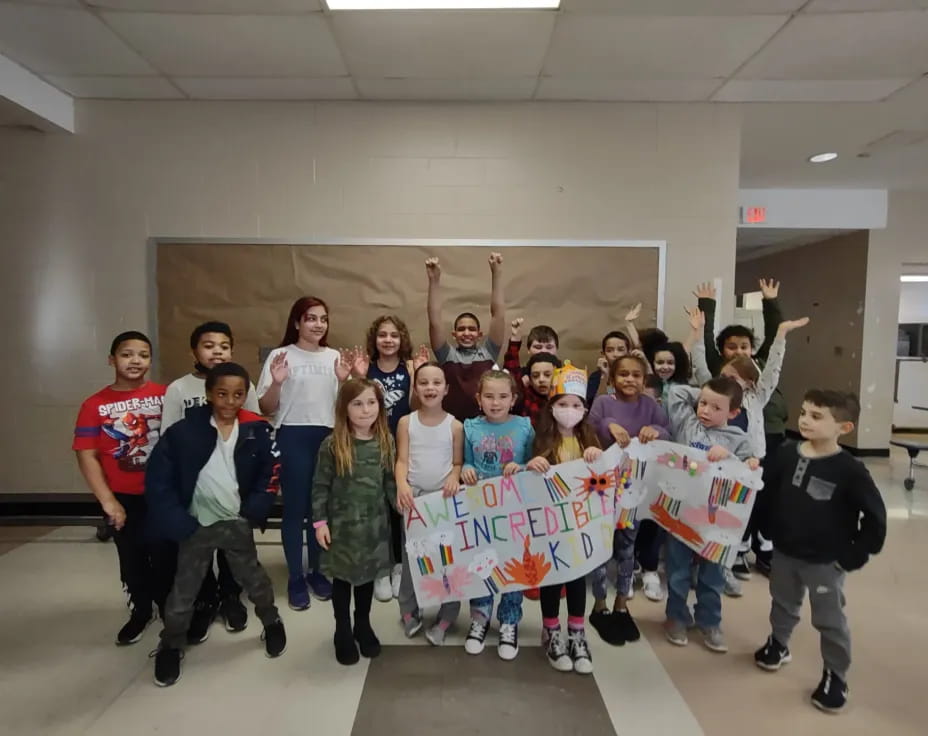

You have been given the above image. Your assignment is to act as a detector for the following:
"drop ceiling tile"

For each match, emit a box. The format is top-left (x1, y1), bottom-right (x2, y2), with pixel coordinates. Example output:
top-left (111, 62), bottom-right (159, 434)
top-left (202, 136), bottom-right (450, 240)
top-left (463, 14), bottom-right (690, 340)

top-left (714, 78), bottom-right (909, 101)
top-left (332, 11), bottom-right (554, 78)
top-left (737, 11), bottom-right (928, 79)
top-left (175, 76), bottom-right (356, 99)
top-left (0, 4), bottom-right (155, 75)
top-left (101, 12), bottom-right (347, 76)
top-left (47, 74), bottom-right (183, 98)
top-left (804, 0), bottom-right (919, 11)
top-left (543, 14), bottom-right (788, 78)
top-left (561, 0), bottom-right (805, 13)
top-left (355, 77), bottom-right (537, 100)
top-left (87, 0), bottom-right (322, 11)
top-left (536, 77), bottom-right (719, 100)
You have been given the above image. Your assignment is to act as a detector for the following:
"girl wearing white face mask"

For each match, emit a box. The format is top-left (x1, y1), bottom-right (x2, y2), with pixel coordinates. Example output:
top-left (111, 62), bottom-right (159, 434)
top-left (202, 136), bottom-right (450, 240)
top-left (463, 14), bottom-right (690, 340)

top-left (587, 354), bottom-right (671, 646)
top-left (526, 362), bottom-right (602, 675)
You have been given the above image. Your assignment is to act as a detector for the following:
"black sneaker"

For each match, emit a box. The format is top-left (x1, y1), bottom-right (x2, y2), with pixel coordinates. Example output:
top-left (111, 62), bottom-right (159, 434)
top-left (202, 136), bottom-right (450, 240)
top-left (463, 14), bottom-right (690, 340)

top-left (353, 619), bottom-right (381, 659)
top-left (334, 623), bottom-right (359, 666)
top-left (219, 595), bottom-right (248, 633)
top-left (613, 609), bottom-right (641, 643)
top-left (589, 609), bottom-right (624, 646)
top-left (464, 618), bottom-right (489, 655)
top-left (261, 619), bottom-right (287, 658)
top-left (542, 627), bottom-right (572, 672)
top-left (95, 522), bottom-right (113, 542)
top-left (811, 669), bottom-right (848, 713)
top-left (116, 610), bottom-right (153, 646)
top-left (754, 635), bottom-right (792, 671)
top-left (153, 646), bottom-right (183, 687)
top-left (732, 552), bottom-right (752, 581)
top-left (186, 600), bottom-right (216, 645)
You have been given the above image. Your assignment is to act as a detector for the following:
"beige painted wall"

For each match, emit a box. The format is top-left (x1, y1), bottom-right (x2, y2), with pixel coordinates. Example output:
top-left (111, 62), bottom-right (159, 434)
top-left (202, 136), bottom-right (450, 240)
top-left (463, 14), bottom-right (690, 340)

top-left (861, 191), bottom-right (928, 448)
top-left (0, 100), bottom-right (741, 493)
top-left (736, 231), bottom-right (870, 447)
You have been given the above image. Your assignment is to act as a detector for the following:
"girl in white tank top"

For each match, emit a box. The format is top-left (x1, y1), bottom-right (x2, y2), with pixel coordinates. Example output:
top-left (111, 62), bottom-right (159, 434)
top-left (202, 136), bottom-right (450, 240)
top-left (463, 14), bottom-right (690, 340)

top-left (395, 363), bottom-right (464, 645)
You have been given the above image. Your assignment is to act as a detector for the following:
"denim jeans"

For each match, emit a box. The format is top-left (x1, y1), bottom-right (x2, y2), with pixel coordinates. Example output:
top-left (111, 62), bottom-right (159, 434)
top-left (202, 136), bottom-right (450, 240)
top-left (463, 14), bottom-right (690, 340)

top-left (665, 536), bottom-right (724, 628)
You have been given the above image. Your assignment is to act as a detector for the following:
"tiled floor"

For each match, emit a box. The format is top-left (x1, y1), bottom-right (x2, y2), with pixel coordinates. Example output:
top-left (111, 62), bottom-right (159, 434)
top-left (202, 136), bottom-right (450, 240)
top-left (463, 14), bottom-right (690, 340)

top-left (1, 448), bottom-right (926, 736)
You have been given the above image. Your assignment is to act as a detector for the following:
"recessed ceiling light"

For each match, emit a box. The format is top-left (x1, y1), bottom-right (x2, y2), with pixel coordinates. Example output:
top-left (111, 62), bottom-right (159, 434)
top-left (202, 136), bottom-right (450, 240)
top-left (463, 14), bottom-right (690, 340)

top-left (900, 275), bottom-right (928, 282)
top-left (808, 152), bottom-right (838, 163)
top-left (326, 0), bottom-right (559, 7)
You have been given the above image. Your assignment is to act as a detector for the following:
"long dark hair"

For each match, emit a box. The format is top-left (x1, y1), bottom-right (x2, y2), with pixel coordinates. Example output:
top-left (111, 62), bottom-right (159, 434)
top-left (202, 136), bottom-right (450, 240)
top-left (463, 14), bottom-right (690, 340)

top-left (279, 296), bottom-right (329, 347)
top-left (647, 341), bottom-right (691, 384)
top-left (532, 394), bottom-right (600, 463)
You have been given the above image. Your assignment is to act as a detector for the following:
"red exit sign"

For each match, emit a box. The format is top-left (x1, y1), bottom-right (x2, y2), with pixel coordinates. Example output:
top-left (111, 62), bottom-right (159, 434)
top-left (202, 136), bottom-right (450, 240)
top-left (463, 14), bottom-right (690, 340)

top-left (741, 206), bottom-right (767, 224)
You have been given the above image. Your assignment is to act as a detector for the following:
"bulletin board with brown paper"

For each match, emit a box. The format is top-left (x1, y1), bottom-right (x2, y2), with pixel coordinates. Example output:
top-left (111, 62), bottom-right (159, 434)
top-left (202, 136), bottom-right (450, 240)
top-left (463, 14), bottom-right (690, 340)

top-left (155, 240), bottom-right (664, 386)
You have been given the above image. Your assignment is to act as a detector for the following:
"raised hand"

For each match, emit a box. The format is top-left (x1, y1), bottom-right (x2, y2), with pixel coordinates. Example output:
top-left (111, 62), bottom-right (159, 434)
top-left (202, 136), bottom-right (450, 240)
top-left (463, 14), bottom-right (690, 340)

top-left (624, 302), bottom-right (642, 322)
top-left (777, 317), bottom-right (810, 338)
top-left (759, 278), bottom-right (780, 300)
top-left (270, 352), bottom-right (290, 385)
top-left (335, 349), bottom-right (353, 382)
top-left (412, 344), bottom-right (430, 372)
top-left (351, 346), bottom-right (370, 377)
top-left (693, 282), bottom-right (716, 300)
top-left (425, 257), bottom-right (441, 281)
top-left (597, 356), bottom-right (609, 375)
top-left (488, 251), bottom-right (503, 272)
top-left (511, 317), bottom-right (524, 340)
top-left (685, 306), bottom-right (706, 332)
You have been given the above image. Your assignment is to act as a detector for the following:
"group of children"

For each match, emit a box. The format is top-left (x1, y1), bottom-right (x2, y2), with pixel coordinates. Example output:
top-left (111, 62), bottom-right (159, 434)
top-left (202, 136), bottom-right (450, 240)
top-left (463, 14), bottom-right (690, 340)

top-left (73, 252), bottom-right (887, 714)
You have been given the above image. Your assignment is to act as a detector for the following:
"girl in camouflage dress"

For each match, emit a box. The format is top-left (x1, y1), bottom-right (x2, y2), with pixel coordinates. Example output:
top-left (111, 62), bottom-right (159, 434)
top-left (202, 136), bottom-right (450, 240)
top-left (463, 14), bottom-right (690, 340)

top-left (313, 379), bottom-right (396, 666)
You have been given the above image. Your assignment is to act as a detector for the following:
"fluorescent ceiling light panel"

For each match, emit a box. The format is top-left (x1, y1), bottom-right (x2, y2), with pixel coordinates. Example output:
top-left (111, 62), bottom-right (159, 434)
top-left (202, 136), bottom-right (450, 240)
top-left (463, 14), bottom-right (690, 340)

top-left (808, 152), bottom-right (838, 163)
top-left (326, 0), bottom-right (559, 8)
top-left (900, 275), bottom-right (928, 282)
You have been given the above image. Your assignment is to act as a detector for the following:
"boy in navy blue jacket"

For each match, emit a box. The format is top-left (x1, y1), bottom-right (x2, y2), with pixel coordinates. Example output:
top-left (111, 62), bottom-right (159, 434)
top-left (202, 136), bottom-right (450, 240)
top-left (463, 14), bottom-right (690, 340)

top-left (146, 363), bottom-right (286, 687)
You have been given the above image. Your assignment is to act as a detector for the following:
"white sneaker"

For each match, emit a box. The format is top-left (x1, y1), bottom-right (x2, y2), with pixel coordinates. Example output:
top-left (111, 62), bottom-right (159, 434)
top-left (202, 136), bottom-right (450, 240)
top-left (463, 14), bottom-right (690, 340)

top-left (390, 564), bottom-right (403, 599)
top-left (722, 568), bottom-right (743, 598)
top-left (374, 575), bottom-right (393, 603)
top-left (498, 623), bottom-right (519, 661)
top-left (627, 586), bottom-right (635, 601)
top-left (642, 571), bottom-right (664, 602)
top-left (464, 619), bottom-right (488, 655)
top-left (425, 623), bottom-right (448, 646)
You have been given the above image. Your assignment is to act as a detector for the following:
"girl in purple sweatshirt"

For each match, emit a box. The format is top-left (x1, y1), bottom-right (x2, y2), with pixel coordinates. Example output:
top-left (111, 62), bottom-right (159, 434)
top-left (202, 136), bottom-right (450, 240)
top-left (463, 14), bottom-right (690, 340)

top-left (587, 355), bottom-right (670, 645)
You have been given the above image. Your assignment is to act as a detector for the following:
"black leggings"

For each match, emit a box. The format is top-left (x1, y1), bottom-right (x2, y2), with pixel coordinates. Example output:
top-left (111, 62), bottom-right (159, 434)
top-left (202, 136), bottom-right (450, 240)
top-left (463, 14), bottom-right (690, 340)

top-left (741, 432), bottom-right (785, 548)
top-left (539, 577), bottom-right (586, 620)
top-left (332, 578), bottom-right (374, 624)
top-left (635, 519), bottom-right (665, 572)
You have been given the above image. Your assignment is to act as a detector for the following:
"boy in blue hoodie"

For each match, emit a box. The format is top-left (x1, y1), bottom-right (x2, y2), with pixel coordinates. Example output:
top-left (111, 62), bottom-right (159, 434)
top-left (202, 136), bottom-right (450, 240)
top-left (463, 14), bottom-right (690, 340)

top-left (146, 363), bottom-right (287, 687)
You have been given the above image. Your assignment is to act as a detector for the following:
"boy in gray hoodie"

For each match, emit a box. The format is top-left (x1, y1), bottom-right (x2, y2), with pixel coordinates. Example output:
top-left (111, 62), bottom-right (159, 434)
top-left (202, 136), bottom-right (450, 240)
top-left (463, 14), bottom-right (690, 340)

top-left (663, 378), bottom-right (758, 654)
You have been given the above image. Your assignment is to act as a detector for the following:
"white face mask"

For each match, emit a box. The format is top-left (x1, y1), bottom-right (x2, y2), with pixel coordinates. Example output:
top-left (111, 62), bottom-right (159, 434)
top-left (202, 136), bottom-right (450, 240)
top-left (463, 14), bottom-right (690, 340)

top-left (552, 405), bottom-right (585, 429)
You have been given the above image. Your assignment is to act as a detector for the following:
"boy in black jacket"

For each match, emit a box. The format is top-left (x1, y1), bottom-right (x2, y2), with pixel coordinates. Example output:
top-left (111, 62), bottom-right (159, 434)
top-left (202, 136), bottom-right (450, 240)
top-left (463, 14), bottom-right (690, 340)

top-left (755, 390), bottom-right (887, 714)
top-left (146, 363), bottom-right (287, 687)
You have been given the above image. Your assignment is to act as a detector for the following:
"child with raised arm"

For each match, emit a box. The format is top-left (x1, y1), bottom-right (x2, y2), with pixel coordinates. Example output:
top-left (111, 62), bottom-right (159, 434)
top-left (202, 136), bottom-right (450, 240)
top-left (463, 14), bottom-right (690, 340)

top-left (395, 362), bottom-right (465, 645)
top-left (313, 379), bottom-right (396, 666)
top-left (755, 390), bottom-right (886, 714)
top-left (585, 304), bottom-right (642, 404)
top-left (426, 253), bottom-right (506, 421)
top-left (663, 378), bottom-right (759, 654)
top-left (526, 362), bottom-right (602, 674)
top-left (461, 370), bottom-right (534, 660)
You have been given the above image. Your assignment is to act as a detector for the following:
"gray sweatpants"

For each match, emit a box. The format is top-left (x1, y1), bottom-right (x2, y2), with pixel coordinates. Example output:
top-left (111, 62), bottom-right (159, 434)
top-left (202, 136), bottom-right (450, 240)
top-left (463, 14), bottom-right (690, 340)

top-left (769, 550), bottom-right (851, 680)
top-left (162, 519), bottom-right (279, 650)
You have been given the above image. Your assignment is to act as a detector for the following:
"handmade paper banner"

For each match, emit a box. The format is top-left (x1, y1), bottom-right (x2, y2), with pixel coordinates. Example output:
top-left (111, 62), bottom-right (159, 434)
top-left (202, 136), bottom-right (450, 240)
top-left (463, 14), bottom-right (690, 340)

top-left (615, 440), bottom-right (764, 568)
top-left (404, 446), bottom-right (623, 606)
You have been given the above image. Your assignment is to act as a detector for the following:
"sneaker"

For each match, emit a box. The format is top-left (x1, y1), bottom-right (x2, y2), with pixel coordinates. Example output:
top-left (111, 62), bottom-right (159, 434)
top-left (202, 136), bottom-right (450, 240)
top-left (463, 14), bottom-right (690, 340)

top-left (306, 571), bottom-right (333, 602)
top-left (425, 623), bottom-right (449, 646)
top-left (567, 629), bottom-right (594, 675)
top-left (723, 568), bottom-right (743, 598)
top-left (334, 623), bottom-right (359, 666)
top-left (498, 623), bottom-right (519, 661)
top-left (641, 571), bottom-right (664, 602)
top-left (633, 560), bottom-right (643, 578)
top-left (732, 552), bottom-right (752, 581)
top-left (96, 522), bottom-right (113, 542)
top-left (754, 635), bottom-right (792, 671)
top-left (663, 619), bottom-right (688, 646)
top-left (627, 586), bottom-right (636, 601)
top-left (390, 563), bottom-right (403, 599)
top-left (287, 578), bottom-right (311, 611)
top-left (542, 627), bottom-right (572, 672)
top-left (464, 618), bottom-right (489, 655)
top-left (116, 610), bottom-right (153, 646)
top-left (524, 587), bottom-right (540, 601)
top-left (187, 600), bottom-right (216, 645)
top-left (700, 626), bottom-right (728, 653)
top-left (354, 620), bottom-right (381, 658)
top-left (811, 669), bottom-right (848, 713)
top-left (589, 609), bottom-right (624, 646)
top-left (153, 646), bottom-right (182, 687)
top-left (754, 552), bottom-right (772, 578)
top-left (403, 614), bottom-right (423, 638)
top-left (262, 618), bottom-right (287, 658)
top-left (218, 595), bottom-right (248, 633)
top-left (374, 575), bottom-right (393, 603)
top-left (613, 609), bottom-right (641, 643)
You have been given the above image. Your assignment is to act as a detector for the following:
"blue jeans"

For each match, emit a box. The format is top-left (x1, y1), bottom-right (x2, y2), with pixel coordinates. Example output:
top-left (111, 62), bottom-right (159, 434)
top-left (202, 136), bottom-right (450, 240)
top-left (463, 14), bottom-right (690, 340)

top-left (277, 425), bottom-right (331, 583)
top-left (665, 536), bottom-right (724, 628)
top-left (470, 592), bottom-right (523, 626)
